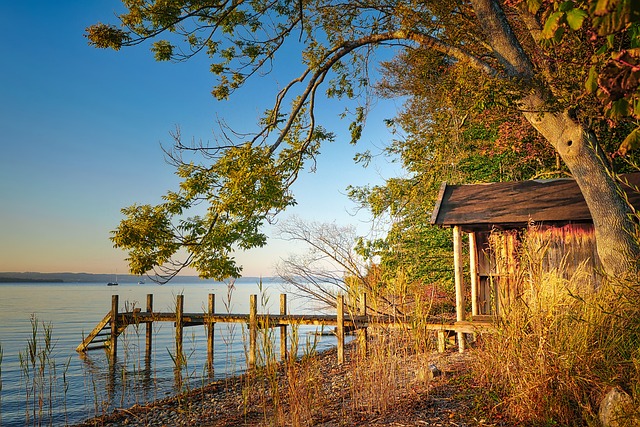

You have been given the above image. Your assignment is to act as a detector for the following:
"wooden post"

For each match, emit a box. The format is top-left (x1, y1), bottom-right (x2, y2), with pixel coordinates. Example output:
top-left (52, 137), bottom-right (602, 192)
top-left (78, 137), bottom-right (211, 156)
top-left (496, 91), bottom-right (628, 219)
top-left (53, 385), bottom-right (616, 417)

top-left (207, 294), bottom-right (215, 374)
top-left (453, 226), bottom-right (466, 352)
top-left (145, 294), bottom-right (153, 362)
top-left (437, 330), bottom-right (446, 353)
top-left (110, 294), bottom-right (119, 362)
top-left (469, 232), bottom-right (479, 318)
top-left (249, 294), bottom-right (257, 369)
top-left (357, 293), bottom-right (368, 358)
top-left (337, 294), bottom-right (345, 364)
top-left (280, 294), bottom-right (287, 362)
top-left (176, 294), bottom-right (184, 365)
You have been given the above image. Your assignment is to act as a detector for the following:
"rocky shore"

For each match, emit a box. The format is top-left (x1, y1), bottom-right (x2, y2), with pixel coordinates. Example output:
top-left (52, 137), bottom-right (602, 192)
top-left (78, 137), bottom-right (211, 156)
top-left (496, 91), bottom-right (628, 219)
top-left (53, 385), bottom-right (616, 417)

top-left (73, 344), bottom-right (504, 427)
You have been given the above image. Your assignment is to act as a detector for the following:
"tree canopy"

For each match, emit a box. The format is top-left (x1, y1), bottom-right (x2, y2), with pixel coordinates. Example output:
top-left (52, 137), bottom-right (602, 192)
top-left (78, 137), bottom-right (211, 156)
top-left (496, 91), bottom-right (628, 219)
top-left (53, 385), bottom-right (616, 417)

top-left (89, 0), bottom-right (640, 280)
top-left (350, 3), bottom-right (640, 286)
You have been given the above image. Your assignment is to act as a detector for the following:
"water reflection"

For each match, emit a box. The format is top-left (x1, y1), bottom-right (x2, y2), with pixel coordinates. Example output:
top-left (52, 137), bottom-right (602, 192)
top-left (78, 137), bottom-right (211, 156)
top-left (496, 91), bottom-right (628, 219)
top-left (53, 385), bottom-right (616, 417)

top-left (0, 280), bottom-right (339, 425)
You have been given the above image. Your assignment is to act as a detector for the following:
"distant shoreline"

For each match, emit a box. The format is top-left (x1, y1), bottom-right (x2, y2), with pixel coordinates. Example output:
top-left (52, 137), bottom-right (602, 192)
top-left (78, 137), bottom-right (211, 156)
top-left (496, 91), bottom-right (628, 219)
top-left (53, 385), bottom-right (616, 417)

top-left (0, 277), bottom-right (64, 283)
top-left (0, 272), bottom-right (275, 284)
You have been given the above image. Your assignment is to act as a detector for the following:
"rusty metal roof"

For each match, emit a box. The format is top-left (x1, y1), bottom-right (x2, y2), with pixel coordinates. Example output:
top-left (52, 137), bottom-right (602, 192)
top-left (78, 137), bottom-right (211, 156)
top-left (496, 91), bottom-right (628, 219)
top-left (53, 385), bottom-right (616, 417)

top-left (430, 173), bottom-right (640, 231)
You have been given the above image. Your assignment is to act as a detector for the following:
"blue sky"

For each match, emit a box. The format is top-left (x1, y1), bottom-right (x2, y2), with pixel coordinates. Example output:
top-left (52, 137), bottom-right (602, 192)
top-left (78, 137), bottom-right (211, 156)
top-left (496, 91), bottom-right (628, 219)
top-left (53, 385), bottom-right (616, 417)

top-left (0, 2), bottom-right (402, 277)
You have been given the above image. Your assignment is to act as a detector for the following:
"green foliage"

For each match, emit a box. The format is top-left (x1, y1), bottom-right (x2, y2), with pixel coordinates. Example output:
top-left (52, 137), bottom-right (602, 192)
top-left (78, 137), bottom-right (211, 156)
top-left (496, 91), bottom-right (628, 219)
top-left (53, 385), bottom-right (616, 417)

top-left (111, 204), bottom-right (179, 274)
top-left (533, 0), bottom-right (640, 154)
top-left (591, 0), bottom-right (640, 36)
top-left (112, 144), bottom-right (300, 280)
top-left (91, 0), bottom-right (640, 281)
top-left (619, 126), bottom-right (640, 155)
top-left (357, 222), bottom-right (454, 291)
top-left (151, 40), bottom-right (173, 61)
top-left (350, 44), bottom-right (559, 294)
top-left (85, 23), bottom-right (130, 50)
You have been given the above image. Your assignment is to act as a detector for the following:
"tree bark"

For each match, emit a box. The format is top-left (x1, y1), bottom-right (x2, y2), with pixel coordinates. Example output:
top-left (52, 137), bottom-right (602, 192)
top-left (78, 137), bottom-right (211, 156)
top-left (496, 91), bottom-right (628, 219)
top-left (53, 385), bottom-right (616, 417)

top-left (469, 0), bottom-right (639, 277)
top-left (521, 94), bottom-right (639, 276)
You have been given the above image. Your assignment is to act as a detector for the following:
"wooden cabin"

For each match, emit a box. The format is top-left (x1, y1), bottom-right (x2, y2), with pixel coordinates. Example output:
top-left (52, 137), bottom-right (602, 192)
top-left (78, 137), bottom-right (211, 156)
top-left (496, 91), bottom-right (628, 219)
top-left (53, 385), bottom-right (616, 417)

top-left (430, 173), bottom-right (640, 329)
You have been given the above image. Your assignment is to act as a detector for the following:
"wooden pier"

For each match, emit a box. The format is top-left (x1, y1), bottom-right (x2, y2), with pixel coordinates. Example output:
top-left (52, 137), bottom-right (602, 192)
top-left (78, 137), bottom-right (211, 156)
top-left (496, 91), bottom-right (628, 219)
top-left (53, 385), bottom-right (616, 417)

top-left (76, 293), bottom-right (494, 367)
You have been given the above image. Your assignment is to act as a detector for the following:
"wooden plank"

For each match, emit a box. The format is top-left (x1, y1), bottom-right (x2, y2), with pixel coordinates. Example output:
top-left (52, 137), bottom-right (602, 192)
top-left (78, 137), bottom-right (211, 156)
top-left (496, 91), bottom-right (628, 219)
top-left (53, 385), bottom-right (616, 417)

top-left (110, 295), bottom-right (119, 362)
top-left (430, 181), bottom-right (448, 224)
top-left (75, 312), bottom-right (112, 352)
top-left (84, 344), bottom-right (107, 351)
top-left (453, 321), bottom-right (495, 334)
top-left (118, 312), bottom-right (365, 326)
top-left (453, 226), bottom-right (466, 353)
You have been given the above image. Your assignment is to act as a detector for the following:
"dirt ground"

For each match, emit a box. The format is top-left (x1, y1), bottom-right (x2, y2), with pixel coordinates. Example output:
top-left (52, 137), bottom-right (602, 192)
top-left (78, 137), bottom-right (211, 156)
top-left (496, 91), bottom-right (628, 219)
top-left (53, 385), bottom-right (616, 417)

top-left (75, 344), bottom-right (509, 427)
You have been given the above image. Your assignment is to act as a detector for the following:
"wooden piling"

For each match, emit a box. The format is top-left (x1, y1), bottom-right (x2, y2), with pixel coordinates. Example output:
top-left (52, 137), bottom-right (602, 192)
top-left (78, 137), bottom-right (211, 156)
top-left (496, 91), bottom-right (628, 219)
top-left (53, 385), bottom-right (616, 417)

top-left (249, 294), bottom-right (257, 368)
top-left (437, 330), bottom-right (446, 353)
top-left (337, 294), bottom-right (345, 364)
top-left (176, 294), bottom-right (184, 364)
top-left (145, 294), bottom-right (153, 361)
top-left (453, 226), bottom-right (466, 353)
top-left (79, 291), bottom-right (490, 369)
top-left (207, 294), bottom-right (215, 373)
top-left (280, 294), bottom-right (287, 362)
top-left (110, 294), bottom-right (118, 362)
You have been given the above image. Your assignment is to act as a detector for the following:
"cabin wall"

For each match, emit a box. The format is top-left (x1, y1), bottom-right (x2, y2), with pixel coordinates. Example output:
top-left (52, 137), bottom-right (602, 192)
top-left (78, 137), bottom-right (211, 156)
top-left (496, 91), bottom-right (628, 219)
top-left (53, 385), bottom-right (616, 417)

top-left (472, 223), bottom-right (599, 315)
top-left (526, 223), bottom-right (600, 284)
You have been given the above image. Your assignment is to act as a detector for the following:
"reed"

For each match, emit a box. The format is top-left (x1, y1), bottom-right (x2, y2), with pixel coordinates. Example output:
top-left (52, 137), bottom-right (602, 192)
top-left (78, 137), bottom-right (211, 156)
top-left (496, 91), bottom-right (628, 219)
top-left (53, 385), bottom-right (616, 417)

top-left (17, 315), bottom-right (63, 426)
top-left (61, 356), bottom-right (71, 426)
top-left (282, 323), bottom-right (324, 426)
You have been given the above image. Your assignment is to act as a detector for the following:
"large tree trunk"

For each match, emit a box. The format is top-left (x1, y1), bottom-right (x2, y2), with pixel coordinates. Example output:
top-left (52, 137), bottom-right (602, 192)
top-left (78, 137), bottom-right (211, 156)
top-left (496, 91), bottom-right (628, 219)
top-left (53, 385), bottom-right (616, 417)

top-left (522, 94), bottom-right (639, 276)
top-left (471, 0), bottom-right (639, 277)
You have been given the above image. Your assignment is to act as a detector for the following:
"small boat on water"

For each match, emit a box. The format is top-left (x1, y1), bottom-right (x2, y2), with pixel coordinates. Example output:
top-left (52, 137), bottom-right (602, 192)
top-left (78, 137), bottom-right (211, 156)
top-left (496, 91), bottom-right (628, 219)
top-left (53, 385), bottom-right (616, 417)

top-left (107, 272), bottom-right (119, 286)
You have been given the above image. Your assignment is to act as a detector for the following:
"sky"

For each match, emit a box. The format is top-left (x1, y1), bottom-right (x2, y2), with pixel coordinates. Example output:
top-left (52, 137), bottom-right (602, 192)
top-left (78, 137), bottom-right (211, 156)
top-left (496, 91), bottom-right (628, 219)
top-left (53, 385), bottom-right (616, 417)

top-left (0, 2), bottom-right (402, 277)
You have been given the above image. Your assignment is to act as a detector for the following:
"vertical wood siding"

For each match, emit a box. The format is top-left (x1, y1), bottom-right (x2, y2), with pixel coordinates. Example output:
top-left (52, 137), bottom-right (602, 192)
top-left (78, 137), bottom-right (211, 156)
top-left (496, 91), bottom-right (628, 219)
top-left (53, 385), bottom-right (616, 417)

top-left (474, 224), bottom-right (599, 315)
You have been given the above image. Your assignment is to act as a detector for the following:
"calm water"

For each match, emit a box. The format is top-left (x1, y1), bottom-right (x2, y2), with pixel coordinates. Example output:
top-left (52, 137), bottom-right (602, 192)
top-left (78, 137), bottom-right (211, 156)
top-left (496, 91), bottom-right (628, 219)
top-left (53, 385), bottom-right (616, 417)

top-left (0, 279), bottom-right (336, 426)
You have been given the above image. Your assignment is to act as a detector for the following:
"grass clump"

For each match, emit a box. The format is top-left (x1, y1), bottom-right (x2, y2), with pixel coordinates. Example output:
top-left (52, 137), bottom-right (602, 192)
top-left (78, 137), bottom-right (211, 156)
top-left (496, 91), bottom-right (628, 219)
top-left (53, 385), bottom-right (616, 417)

top-left (350, 326), bottom-right (431, 417)
top-left (474, 229), bottom-right (640, 426)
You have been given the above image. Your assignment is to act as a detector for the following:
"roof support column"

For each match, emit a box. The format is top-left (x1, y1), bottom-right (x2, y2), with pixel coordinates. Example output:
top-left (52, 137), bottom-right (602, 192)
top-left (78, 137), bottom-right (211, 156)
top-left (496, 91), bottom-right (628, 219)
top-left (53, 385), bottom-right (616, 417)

top-left (453, 225), bottom-right (466, 352)
top-left (469, 232), bottom-right (479, 318)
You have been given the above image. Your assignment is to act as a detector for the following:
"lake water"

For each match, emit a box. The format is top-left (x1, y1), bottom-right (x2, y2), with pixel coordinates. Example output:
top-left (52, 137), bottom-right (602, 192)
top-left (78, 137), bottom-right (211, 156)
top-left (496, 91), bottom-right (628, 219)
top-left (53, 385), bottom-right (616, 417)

top-left (0, 278), bottom-right (337, 426)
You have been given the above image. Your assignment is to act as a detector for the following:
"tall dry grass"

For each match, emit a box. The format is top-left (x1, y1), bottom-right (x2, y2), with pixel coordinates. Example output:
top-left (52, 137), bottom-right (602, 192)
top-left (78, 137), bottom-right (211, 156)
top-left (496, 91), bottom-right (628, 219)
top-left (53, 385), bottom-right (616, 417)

top-left (239, 272), bottom-right (439, 427)
top-left (475, 228), bottom-right (640, 426)
top-left (349, 325), bottom-right (431, 417)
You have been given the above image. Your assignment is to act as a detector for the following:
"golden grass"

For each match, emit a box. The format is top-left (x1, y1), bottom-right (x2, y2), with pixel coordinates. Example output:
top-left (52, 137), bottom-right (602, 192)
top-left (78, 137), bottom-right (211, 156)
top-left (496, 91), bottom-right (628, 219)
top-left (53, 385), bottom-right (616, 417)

top-left (474, 228), bottom-right (640, 426)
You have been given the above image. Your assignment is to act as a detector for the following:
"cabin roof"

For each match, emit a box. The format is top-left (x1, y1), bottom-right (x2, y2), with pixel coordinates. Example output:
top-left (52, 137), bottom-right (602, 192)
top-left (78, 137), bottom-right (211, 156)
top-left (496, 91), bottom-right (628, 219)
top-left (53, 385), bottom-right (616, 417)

top-left (431, 173), bottom-right (640, 231)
